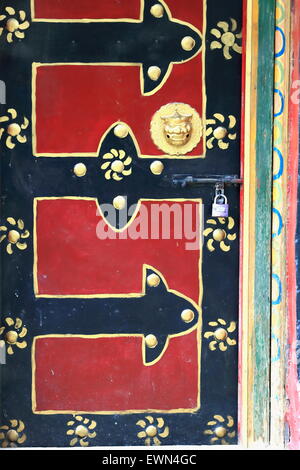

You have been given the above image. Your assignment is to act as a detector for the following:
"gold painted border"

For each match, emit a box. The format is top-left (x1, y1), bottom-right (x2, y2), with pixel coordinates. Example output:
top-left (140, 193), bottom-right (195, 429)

top-left (30, 0), bottom-right (206, 158)
top-left (240, 0), bottom-right (259, 447)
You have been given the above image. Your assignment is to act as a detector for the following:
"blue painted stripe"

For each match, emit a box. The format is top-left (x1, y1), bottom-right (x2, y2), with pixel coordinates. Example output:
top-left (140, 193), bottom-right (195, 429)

top-left (273, 147), bottom-right (284, 180)
top-left (275, 26), bottom-right (286, 58)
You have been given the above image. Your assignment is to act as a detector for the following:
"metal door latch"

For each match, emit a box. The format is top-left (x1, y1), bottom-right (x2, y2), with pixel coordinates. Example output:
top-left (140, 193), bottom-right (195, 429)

top-left (170, 175), bottom-right (243, 188)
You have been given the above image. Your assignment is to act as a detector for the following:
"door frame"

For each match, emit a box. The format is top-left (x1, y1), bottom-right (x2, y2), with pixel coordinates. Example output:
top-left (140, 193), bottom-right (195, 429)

top-left (240, 0), bottom-right (276, 447)
top-left (240, 0), bottom-right (296, 448)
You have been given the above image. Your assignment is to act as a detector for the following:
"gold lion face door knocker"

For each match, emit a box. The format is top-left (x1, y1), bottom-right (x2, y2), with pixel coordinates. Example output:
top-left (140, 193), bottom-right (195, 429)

top-left (150, 102), bottom-right (202, 156)
top-left (161, 108), bottom-right (193, 147)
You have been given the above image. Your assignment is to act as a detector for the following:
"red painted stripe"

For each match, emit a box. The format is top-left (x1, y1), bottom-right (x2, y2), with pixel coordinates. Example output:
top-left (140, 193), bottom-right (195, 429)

top-left (238, 0), bottom-right (248, 440)
top-left (286, 0), bottom-right (300, 450)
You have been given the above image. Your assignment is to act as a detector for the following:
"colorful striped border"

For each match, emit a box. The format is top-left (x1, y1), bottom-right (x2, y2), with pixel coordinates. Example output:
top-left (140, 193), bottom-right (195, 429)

top-left (270, 0), bottom-right (291, 448)
top-left (240, 0), bottom-right (275, 446)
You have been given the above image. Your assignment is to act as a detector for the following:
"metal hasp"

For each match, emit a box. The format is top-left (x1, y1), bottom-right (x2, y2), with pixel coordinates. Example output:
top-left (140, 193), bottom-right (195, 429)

top-left (171, 175), bottom-right (243, 188)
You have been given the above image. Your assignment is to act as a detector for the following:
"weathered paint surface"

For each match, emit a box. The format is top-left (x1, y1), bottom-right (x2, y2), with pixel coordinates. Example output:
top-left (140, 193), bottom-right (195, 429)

top-left (270, 0), bottom-right (291, 448)
top-left (253, 0), bottom-right (276, 443)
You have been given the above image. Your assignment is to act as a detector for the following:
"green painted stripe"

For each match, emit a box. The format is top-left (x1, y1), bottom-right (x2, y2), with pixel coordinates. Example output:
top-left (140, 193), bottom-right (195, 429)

top-left (253, 0), bottom-right (276, 443)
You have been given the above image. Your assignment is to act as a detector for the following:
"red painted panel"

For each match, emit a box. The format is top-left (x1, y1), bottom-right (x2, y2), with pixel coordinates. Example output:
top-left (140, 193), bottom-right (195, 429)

top-left (35, 59), bottom-right (203, 156)
top-left (33, 0), bottom-right (141, 20)
top-left (32, 0), bottom-right (203, 29)
top-left (34, 332), bottom-right (199, 412)
top-left (35, 199), bottom-right (201, 301)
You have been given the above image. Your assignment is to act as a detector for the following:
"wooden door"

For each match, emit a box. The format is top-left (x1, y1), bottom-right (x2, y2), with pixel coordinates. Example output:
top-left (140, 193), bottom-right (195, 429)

top-left (0, 0), bottom-right (242, 447)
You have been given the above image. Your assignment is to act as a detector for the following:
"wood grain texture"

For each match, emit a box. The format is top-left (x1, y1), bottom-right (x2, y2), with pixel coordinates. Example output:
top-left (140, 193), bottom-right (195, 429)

top-left (241, 0), bottom-right (275, 446)
top-left (253, 0), bottom-right (275, 443)
top-left (270, 0), bottom-right (291, 448)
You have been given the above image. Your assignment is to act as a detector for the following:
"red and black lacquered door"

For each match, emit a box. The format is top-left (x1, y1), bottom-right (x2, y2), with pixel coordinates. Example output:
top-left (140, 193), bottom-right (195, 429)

top-left (0, 0), bottom-right (242, 447)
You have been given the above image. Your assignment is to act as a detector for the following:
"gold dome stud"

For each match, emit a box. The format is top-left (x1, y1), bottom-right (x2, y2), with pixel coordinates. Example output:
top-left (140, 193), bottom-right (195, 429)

top-left (114, 124), bottom-right (129, 139)
top-left (111, 160), bottom-right (125, 173)
top-left (213, 126), bottom-right (228, 140)
top-left (212, 229), bottom-right (226, 242)
top-left (73, 163), bottom-right (87, 177)
top-left (5, 330), bottom-right (18, 344)
top-left (215, 426), bottom-right (227, 438)
top-left (113, 195), bottom-right (126, 210)
top-left (6, 18), bottom-right (19, 33)
top-left (146, 425), bottom-right (157, 437)
top-left (150, 4), bottom-right (164, 18)
top-left (181, 36), bottom-right (196, 51)
top-left (8, 230), bottom-right (20, 244)
top-left (181, 309), bottom-right (195, 323)
top-left (145, 334), bottom-right (158, 348)
top-left (221, 32), bottom-right (236, 47)
top-left (7, 123), bottom-right (21, 137)
top-left (150, 160), bottom-right (164, 175)
top-left (214, 328), bottom-right (228, 341)
top-left (6, 429), bottom-right (19, 442)
top-left (147, 273), bottom-right (160, 287)
top-left (147, 66), bottom-right (161, 81)
top-left (75, 425), bottom-right (89, 438)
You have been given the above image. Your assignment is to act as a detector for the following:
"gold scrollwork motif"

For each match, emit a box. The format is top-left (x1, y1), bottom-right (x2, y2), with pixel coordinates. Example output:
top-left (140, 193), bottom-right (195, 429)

top-left (210, 19), bottom-right (242, 60)
top-left (150, 103), bottom-right (202, 155)
top-left (206, 114), bottom-right (237, 150)
top-left (100, 149), bottom-right (133, 181)
top-left (204, 318), bottom-right (236, 351)
top-left (0, 108), bottom-right (29, 149)
top-left (0, 420), bottom-right (27, 448)
top-left (0, 217), bottom-right (30, 254)
top-left (204, 217), bottom-right (236, 252)
top-left (0, 7), bottom-right (30, 43)
top-left (0, 316), bottom-right (28, 355)
top-left (204, 415), bottom-right (236, 445)
top-left (66, 416), bottom-right (97, 447)
top-left (136, 416), bottom-right (170, 446)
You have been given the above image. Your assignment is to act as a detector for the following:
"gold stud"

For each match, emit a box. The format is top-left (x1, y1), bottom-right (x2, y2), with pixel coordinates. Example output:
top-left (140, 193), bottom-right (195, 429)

top-left (145, 334), bottom-right (158, 348)
top-left (114, 124), bottom-right (129, 139)
top-left (75, 425), bottom-right (89, 438)
top-left (181, 309), bottom-right (195, 323)
top-left (146, 425), bottom-right (157, 437)
top-left (212, 229), bottom-right (226, 242)
top-left (150, 4), bottom-right (164, 18)
top-left (7, 429), bottom-right (19, 442)
top-left (147, 273), bottom-right (160, 287)
top-left (5, 330), bottom-right (18, 344)
top-left (8, 230), bottom-right (20, 244)
top-left (111, 160), bottom-right (125, 173)
top-left (181, 36), bottom-right (196, 51)
top-left (150, 160), bottom-right (164, 175)
top-left (221, 32), bottom-right (236, 47)
top-left (6, 18), bottom-right (19, 33)
top-left (7, 123), bottom-right (21, 137)
top-left (214, 328), bottom-right (228, 341)
top-left (147, 66), bottom-right (161, 81)
top-left (113, 196), bottom-right (126, 210)
top-left (215, 426), bottom-right (227, 438)
top-left (73, 163), bottom-right (87, 177)
top-left (213, 126), bottom-right (228, 140)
